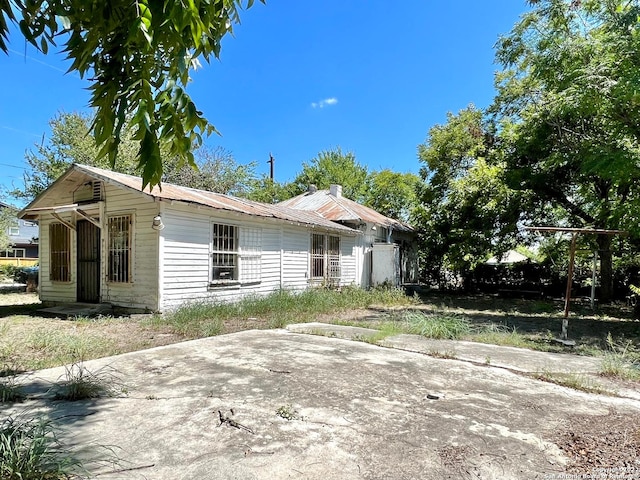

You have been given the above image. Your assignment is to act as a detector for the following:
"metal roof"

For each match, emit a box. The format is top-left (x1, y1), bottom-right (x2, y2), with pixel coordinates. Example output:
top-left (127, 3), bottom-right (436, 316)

top-left (277, 189), bottom-right (414, 232)
top-left (20, 165), bottom-right (359, 235)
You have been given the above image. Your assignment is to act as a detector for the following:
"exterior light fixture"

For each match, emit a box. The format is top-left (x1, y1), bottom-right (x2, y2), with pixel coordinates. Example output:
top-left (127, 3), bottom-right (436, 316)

top-left (152, 215), bottom-right (164, 231)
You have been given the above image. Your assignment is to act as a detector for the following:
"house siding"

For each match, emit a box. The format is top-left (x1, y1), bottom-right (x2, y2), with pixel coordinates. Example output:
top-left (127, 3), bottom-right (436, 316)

top-left (100, 183), bottom-right (160, 310)
top-left (281, 227), bottom-right (310, 291)
top-left (159, 204), bottom-right (305, 310)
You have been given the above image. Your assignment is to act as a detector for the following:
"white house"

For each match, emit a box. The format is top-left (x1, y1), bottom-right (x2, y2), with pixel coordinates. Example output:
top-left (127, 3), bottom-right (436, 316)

top-left (19, 164), bottom-right (366, 311)
top-left (19, 165), bottom-right (418, 312)
top-left (278, 185), bottom-right (419, 287)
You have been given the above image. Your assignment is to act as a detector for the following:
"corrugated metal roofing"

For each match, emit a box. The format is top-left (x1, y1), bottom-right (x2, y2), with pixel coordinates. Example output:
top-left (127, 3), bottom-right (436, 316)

top-left (21, 164), bottom-right (359, 235)
top-left (278, 189), bottom-right (414, 232)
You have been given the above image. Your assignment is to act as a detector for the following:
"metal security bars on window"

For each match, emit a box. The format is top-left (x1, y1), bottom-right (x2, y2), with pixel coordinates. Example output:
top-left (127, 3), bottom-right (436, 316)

top-left (108, 215), bottom-right (131, 283)
top-left (50, 223), bottom-right (70, 281)
top-left (311, 234), bottom-right (325, 279)
top-left (240, 227), bottom-right (261, 283)
top-left (211, 223), bottom-right (238, 282)
top-left (328, 235), bottom-right (341, 280)
top-left (311, 234), bottom-right (341, 282)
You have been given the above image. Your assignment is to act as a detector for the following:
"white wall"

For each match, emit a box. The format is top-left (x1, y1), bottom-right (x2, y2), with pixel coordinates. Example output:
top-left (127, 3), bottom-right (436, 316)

top-left (100, 183), bottom-right (160, 310)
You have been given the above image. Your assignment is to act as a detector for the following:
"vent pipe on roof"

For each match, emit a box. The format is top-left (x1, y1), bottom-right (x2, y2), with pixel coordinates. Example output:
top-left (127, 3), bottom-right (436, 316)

top-left (329, 184), bottom-right (342, 198)
top-left (308, 184), bottom-right (317, 193)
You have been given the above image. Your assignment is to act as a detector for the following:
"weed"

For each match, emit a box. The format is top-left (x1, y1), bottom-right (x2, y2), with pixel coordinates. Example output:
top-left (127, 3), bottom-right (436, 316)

top-left (0, 413), bottom-right (83, 479)
top-left (428, 349), bottom-right (457, 359)
top-left (49, 361), bottom-right (125, 401)
top-left (150, 287), bottom-right (413, 338)
top-left (275, 404), bottom-right (301, 421)
top-left (405, 311), bottom-right (471, 340)
top-left (531, 370), bottom-right (609, 395)
top-left (600, 333), bottom-right (640, 381)
top-left (485, 356), bottom-right (491, 365)
top-left (471, 324), bottom-right (539, 349)
top-left (361, 320), bottom-right (407, 344)
top-left (0, 375), bottom-right (25, 403)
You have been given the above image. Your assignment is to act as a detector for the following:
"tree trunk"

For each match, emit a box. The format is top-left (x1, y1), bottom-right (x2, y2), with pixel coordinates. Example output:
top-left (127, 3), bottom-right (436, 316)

top-left (598, 234), bottom-right (613, 303)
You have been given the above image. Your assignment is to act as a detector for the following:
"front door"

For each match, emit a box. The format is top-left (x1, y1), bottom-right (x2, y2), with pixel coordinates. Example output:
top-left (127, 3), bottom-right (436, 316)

top-left (77, 220), bottom-right (100, 303)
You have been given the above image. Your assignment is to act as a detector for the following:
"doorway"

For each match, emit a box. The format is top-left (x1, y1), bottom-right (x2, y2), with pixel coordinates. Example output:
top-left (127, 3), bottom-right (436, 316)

top-left (77, 220), bottom-right (100, 303)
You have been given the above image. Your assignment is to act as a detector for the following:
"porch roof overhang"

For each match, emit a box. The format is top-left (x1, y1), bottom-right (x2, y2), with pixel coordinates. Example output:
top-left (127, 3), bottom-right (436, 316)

top-left (20, 202), bottom-right (102, 230)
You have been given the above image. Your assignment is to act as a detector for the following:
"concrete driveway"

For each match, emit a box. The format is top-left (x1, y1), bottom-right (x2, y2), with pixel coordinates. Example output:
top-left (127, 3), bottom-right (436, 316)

top-left (5, 325), bottom-right (640, 479)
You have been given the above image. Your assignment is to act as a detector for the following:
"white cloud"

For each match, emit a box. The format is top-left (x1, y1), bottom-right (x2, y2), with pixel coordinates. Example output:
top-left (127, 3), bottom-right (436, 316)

top-left (311, 97), bottom-right (338, 109)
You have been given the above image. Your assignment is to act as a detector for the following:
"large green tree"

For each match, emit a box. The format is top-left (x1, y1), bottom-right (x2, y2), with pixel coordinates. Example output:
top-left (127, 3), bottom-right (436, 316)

top-left (364, 169), bottom-right (420, 222)
top-left (1, 0), bottom-right (263, 189)
top-left (416, 106), bottom-right (525, 285)
top-left (291, 148), bottom-right (370, 202)
top-left (493, 0), bottom-right (640, 301)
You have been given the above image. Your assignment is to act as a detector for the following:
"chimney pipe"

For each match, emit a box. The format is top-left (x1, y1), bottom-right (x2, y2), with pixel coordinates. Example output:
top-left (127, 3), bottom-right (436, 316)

top-left (329, 184), bottom-right (342, 198)
top-left (308, 184), bottom-right (317, 193)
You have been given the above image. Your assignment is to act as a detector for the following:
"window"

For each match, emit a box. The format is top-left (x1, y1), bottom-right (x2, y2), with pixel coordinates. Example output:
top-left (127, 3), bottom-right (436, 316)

top-left (0, 248), bottom-right (25, 258)
top-left (8, 226), bottom-right (19, 236)
top-left (108, 215), bottom-right (132, 283)
top-left (210, 224), bottom-right (262, 285)
top-left (211, 223), bottom-right (238, 283)
top-left (50, 223), bottom-right (70, 282)
top-left (239, 227), bottom-right (262, 284)
top-left (311, 234), bottom-right (341, 282)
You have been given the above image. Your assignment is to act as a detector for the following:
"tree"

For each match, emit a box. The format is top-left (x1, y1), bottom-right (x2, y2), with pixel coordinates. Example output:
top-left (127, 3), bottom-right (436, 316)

top-left (163, 146), bottom-right (259, 196)
top-left (493, 0), bottom-right (640, 301)
top-left (0, 203), bottom-right (17, 252)
top-left (246, 176), bottom-right (297, 204)
top-left (1, 0), bottom-right (263, 189)
top-left (291, 148), bottom-right (369, 202)
top-left (364, 170), bottom-right (420, 222)
top-left (416, 106), bottom-right (525, 286)
top-left (13, 111), bottom-right (259, 199)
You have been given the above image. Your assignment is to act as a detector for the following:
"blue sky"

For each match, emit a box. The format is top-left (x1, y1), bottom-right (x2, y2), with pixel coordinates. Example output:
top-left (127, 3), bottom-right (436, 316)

top-left (0, 1), bottom-right (528, 203)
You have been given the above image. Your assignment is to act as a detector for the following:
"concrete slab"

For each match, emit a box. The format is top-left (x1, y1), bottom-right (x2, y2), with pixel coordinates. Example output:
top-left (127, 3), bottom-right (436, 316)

top-left (4, 329), bottom-right (640, 480)
top-left (39, 303), bottom-right (114, 318)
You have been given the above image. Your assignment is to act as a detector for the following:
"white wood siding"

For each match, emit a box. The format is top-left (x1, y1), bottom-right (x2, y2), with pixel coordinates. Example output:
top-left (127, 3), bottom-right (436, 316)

top-left (100, 183), bottom-right (160, 310)
top-left (339, 236), bottom-right (357, 286)
top-left (159, 204), bottom-right (290, 310)
top-left (281, 227), bottom-right (310, 291)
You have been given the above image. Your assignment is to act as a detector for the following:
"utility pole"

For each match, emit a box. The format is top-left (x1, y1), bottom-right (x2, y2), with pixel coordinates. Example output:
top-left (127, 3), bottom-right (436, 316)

top-left (268, 153), bottom-right (275, 180)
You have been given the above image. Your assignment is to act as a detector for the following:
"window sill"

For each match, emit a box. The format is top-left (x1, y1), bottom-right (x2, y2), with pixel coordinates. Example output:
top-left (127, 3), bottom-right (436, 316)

top-left (208, 281), bottom-right (262, 290)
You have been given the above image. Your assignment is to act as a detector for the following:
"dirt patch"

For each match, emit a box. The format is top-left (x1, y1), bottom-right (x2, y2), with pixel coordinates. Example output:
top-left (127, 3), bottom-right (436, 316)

top-left (554, 410), bottom-right (640, 476)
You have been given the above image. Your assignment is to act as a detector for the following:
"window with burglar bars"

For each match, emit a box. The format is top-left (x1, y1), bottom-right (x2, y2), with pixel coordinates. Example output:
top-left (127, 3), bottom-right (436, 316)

top-left (108, 215), bottom-right (131, 283)
top-left (311, 234), bottom-right (341, 282)
top-left (50, 223), bottom-right (70, 282)
top-left (240, 227), bottom-right (261, 283)
top-left (211, 223), bottom-right (238, 283)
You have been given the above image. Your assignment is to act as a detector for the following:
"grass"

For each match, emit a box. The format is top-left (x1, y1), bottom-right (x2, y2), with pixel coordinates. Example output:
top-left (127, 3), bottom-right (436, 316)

top-left (148, 286), bottom-right (414, 338)
top-left (0, 375), bottom-right (26, 403)
top-left (48, 361), bottom-right (125, 401)
top-left (531, 370), bottom-right (610, 395)
top-left (0, 414), bottom-right (83, 480)
top-left (599, 333), bottom-right (640, 381)
top-left (405, 311), bottom-right (471, 339)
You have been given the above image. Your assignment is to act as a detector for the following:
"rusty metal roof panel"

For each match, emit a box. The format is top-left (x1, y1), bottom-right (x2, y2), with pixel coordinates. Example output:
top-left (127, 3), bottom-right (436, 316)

top-left (69, 165), bottom-right (358, 234)
top-left (278, 190), bottom-right (414, 232)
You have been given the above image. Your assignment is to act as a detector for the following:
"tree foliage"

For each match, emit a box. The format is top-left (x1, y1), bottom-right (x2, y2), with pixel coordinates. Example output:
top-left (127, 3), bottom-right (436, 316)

top-left (291, 148), bottom-right (370, 202)
top-left (13, 111), bottom-right (259, 199)
top-left (1, 0), bottom-right (263, 189)
top-left (416, 106), bottom-right (525, 283)
top-left (0, 204), bottom-right (17, 252)
top-left (492, 0), bottom-right (640, 300)
top-left (364, 170), bottom-right (420, 222)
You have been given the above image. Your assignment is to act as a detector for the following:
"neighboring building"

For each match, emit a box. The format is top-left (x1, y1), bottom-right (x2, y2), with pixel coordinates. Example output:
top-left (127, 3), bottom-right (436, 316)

top-left (278, 185), bottom-right (419, 287)
top-left (0, 200), bottom-right (39, 266)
